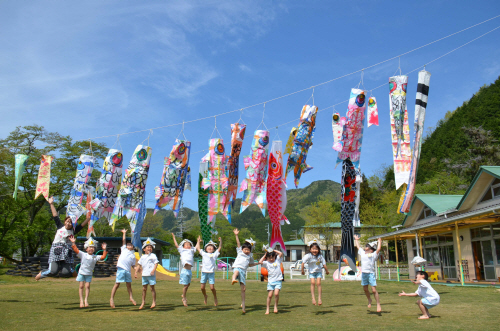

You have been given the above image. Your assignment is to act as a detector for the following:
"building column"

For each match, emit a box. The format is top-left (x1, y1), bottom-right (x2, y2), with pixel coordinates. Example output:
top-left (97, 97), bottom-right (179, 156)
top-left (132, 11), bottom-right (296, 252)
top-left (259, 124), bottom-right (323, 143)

top-left (395, 237), bottom-right (400, 282)
top-left (455, 221), bottom-right (465, 286)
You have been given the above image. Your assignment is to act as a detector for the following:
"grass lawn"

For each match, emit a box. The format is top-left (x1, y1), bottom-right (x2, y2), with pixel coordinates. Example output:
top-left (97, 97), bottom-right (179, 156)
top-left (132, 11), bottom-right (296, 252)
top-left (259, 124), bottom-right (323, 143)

top-left (1, 272), bottom-right (500, 331)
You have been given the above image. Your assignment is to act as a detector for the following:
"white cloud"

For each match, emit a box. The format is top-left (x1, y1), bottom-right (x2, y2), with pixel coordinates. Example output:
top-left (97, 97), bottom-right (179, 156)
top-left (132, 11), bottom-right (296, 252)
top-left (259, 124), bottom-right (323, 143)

top-left (239, 64), bottom-right (252, 72)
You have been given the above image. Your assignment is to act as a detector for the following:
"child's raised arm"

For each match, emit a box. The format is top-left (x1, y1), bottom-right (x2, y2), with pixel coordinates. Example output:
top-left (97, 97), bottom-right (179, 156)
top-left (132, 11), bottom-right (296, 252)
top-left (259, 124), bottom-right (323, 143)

top-left (196, 236), bottom-right (203, 254)
top-left (48, 196), bottom-right (58, 217)
top-left (258, 254), bottom-right (266, 265)
top-left (354, 234), bottom-right (361, 250)
top-left (99, 243), bottom-right (108, 261)
top-left (233, 228), bottom-right (241, 248)
top-left (217, 237), bottom-right (222, 252)
top-left (69, 236), bottom-right (79, 254)
top-left (274, 250), bottom-right (283, 258)
top-left (171, 233), bottom-right (179, 248)
top-left (375, 237), bottom-right (382, 255)
top-left (121, 229), bottom-right (127, 246)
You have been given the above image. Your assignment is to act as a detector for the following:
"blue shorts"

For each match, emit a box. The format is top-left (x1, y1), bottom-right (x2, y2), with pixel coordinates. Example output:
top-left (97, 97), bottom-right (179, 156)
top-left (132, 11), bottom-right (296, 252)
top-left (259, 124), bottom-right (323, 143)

top-left (309, 271), bottom-right (323, 279)
top-left (361, 272), bottom-right (377, 287)
top-left (233, 267), bottom-right (247, 285)
top-left (142, 275), bottom-right (156, 286)
top-left (116, 267), bottom-right (132, 283)
top-left (200, 272), bottom-right (215, 285)
top-left (76, 274), bottom-right (92, 283)
top-left (267, 281), bottom-right (282, 291)
top-left (422, 298), bottom-right (438, 309)
top-left (179, 268), bottom-right (192, 285)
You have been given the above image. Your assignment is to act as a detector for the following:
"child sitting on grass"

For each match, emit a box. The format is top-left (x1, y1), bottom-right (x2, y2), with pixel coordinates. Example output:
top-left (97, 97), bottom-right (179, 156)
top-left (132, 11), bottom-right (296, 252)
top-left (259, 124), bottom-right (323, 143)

top-left (355, 235), bottom-right (382, 312)
top-left (231, 228), bottom-right (257, 314)
top-left (171, 233), bottom-right (200, 307)
top-left (301, 239), bottom-right (330, 306)
top-left (196, 236), bottom-right (222, 306)
top-left (259, 246), bottom-right (284, 314)
top-left (135, 238), bottom-right (158, 310)
top-left (69, 236), bottom-right (107, 308)
top-left (399, 271), bottom-right (440, 319)
top-left (110, 229), bottom-right (136, 308)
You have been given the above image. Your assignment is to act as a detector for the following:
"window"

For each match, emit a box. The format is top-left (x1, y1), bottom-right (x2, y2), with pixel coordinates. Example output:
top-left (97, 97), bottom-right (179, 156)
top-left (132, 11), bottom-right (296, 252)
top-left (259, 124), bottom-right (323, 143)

top-left (425, 247), bottom-right (440, 266)
top-left (424, 236), bottom-right (438, 245)
top-left (495, 239), bottom-right (500, 264)
top-left (438, 233), bottom-right (454, 243)
top-left (417, 207), bottom-right (436, 221)
top-left (479, 178), bottom-right (500, 203)
top-left (472, 226), bottom-right (493, 239)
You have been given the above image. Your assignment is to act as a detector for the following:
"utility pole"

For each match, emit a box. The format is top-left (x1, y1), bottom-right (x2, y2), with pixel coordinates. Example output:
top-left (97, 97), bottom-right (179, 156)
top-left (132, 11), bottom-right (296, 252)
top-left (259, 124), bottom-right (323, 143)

top-left (266, 223), bottom-right (270, 244)
top-left (291, 230), bottom-right (298, 240)
top-left (176, 201), bottom-right (186, 238)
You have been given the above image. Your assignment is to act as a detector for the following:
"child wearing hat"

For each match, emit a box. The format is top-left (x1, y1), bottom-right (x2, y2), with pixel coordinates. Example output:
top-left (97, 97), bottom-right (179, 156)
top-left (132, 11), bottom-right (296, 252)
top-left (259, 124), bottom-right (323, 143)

top-left (301, 239), bottom-right (330, 306)
top-left (171, 233), bottom-right (200, 307)
top-left (231, 228), bottom-right (257, 314)
top-left (355, 235), bottom-right (382, 312)
top-left (110, 229), bottom-right (137, 308)
top-left (259, 245), bottom-right (284, 314)
top-left (196, 236), bottom-right (222, 306)
top-left (135, 238), bottom-right (159, 309)
top-left (399, 271), bottom-right (440, 319)
top-left (69, 236), bottom-right (107, 308)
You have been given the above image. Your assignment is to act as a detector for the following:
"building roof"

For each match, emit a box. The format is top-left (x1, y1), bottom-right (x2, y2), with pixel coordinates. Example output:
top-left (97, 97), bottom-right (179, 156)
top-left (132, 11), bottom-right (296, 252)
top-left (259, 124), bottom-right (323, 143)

top-left (303, 222), bottom-right (386, 228)
top-left (76, 236), bottom-right (170, 246)
top-left (457, 166), bottom-right (500, 209)
top-left (283, 239), bottom-right (306, 246)
top-left (415, 194), bottom-right (463, 215)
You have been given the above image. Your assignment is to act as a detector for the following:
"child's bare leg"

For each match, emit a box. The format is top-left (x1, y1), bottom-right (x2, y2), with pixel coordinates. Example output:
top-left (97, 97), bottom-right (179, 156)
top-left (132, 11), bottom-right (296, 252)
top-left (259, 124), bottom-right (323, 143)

top-left (79, 282), bottom-right (85, 308)
top-left (265, 290), bottom-right (272, 314)
top-left (126, 282), bottom-right (136, 305)
top-left (240, 283), bottom-right (246, 313)
top-left (310, 278), bottom-right (317, 305)
top-left (416, 299), bottom-right (430, 319)
top-left (210, 284), bottom-right (218, 306)
top-left (110, 283), bottom-right (119, 308)
top-left (274, 289), bottom-right (280, 313)
top-left (232, 270), bottom-right (239, 285)
top-left (182, 284), bottom-right (190, 307)
top-left (139, 285), bottom-right (147, 309)
top-left (372, 286), bottom-right (381, 312)
top-left (201, 283), bottom-right (208, 305)
top-left (363, 285), bottom-right (372, 308)
top-left (316, 278), bottom-right (322, 305)
top-left (150, 285), bottom-right (156, 309)
top-left (84, 282), bottom-right (91, 307)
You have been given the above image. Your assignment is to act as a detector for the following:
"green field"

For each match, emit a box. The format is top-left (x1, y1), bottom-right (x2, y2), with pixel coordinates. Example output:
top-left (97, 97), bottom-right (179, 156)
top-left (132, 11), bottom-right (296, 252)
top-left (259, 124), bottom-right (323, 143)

top-left (1, 272), bottom-right (500, 331)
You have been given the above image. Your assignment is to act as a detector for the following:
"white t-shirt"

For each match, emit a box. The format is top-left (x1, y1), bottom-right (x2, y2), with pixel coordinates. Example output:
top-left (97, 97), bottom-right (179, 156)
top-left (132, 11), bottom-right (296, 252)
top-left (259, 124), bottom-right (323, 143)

top-left (358, 249), bottom-right (378, 273)
top-left (53, 227), bottom-right (74, 245)
top-left (116, 245), bottom-right (136, 271)
top-left (138, 253), bottom-right (159, 276)
top-left (178, 247), bottom-right (196, 268)
top-left (200, 250), bottom-right (220, 273)
top-left (232, 247), bottom-right (254, 270)
top-left (415, 279), bottom-right (440, 305)
top-left (302, 253), bottom-right (326, 273)
top-left (77, 251), bottom-right (103, 276)
top-left (263, 256), bottom-right (283, 283)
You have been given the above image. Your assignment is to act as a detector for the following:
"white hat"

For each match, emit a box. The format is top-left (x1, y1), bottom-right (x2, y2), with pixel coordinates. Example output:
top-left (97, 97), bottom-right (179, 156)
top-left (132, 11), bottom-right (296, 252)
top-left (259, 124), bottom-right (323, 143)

top-left (204, 240), bottom-right (217, 249)
top-left (367, 241), bottom-right (378, 250)
top-left (84, 237), bottom-right (98, 249)
top-left (245, 238), bottom-right (256, 248)
top-left (179, 239), bottom-right (193, 247)
top-left (308, 239), bottom-right (320, 247)
top-left (262, 244), bottom-right (273, 253)
top-left (142, 237), bottom-right (156, 249)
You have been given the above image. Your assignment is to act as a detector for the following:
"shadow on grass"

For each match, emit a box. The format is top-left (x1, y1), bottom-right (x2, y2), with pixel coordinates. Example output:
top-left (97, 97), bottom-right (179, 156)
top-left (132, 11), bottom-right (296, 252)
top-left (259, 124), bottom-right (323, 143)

top-left (314, 310), bottom-right (335, 315)
top-left (330, 303), bottom-right (353, 307)
top-left (0, 299), bottom-right (33, 303)
top-left (367, 310), bottom-right (391, 316)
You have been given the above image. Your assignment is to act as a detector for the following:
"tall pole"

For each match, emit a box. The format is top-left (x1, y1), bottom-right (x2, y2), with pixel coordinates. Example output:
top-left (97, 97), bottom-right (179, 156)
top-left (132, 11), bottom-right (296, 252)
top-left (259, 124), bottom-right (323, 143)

top-left (418, 232), bottom-right (425, 272)
top-left (395, 236), bottom-right (400, 282)
top-left (455, 221), bottom-right (465, 286)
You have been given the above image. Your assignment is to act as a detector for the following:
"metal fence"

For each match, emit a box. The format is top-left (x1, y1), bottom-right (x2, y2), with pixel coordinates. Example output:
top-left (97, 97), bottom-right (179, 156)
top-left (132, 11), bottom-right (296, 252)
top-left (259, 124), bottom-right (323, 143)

top-left (377, 265), bottom-right (410, 281)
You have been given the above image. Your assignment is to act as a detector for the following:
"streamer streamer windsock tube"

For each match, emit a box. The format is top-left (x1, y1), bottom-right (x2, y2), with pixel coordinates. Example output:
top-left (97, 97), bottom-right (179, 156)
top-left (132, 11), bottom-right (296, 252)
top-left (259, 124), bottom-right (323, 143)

top-left (332, 112), bottom-right (345, 151)
top-left (132, 192), bottom-right (147, 250)
top-left (13, 154), bottom-right (29, 200)
top-left (340, 158), bottom-right (358, 272)
top-left (35, 155), bottom-right (54, 201)
top-left (367, 96), bottom-right (379, 127)
top-left (198, 161), bottom-right (213, 244)
top-left (154, 140), bottom-right (191, 217)
top-left (67, 154), bottom-right (94, 228)
top-left (225, 123), bottom-right (246, 209)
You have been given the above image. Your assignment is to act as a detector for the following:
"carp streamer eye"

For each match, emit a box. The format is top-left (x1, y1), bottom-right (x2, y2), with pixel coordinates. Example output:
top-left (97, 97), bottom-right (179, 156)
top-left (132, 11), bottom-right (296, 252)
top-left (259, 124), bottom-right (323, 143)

top-left (369, 98), bottom-right (375, 106)
top-left (259, 136), bottom-right (269, 147)
top-left (177, 143), bottom-right (186, 155)
top-left (333, 113), bottom-right (340, 122)
top-left (402, 83), bottom-right (407, 93)
top-left (355, 93), bottom-right (365, 107)
top-left (137, 149), bottom-right (147, 161)
top-left (389, 81), bottom-right (397, 93)
top-left (112, 153), bottom-right (123, 167)
top-left (77, 161), bottom-right (84, 170)
top-left (215, 143), bottom-right (225, 155)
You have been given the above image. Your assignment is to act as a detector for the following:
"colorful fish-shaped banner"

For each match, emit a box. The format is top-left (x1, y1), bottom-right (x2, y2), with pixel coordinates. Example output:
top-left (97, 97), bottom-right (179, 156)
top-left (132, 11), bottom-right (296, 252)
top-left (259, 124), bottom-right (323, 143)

top-left (67, 155), bottom-right (94, 227)
top-left (35, 155), bottom-right (54, 201)
top-left (332, 112), bottom-right (345, 151)
top-left (267, 140), bottom-right (289, 252)
top-left (284, 127), bottom-right (297, 154)
top-left (86, 191), bottom-right (95, 237)
top-left (198, 161), bottom-right (213, 245)
top-left (367, 96), bottom-right (379, 127)
top-left (389, 75), bottom-right (411, 189)
top-left (339, 158), bottom-right (358, 272)
top-left (154, 140), bottom-right (191, 217)
top-left (240, 130), bottom-right (270, 216)
top-left (13, 154), bottom-right (29, 200)
top-left (285, 105), bottom-right (318, 188)
top-left (132, 191), bottom-right (147, 251)
top-left (400, 70), bottom-right (431, 213)
top-left (111, 145), bottom-right (152, 231)
top-left (202, 139), bottom-right (230, 223)
top-left (89, 149), bottom-right (123, 228)
top-left (226, 123), bottom-right (246, 209)
top-left (335, 89), bottom-right (367, 169)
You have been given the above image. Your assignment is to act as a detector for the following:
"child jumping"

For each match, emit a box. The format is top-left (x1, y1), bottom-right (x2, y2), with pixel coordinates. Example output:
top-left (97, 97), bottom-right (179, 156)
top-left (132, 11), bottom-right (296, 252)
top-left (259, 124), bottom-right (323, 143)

top-left (301, 239), bottom-right (329, 306)
top-left (355, 235), bottom-right (382, 312)
top-left (231, 228), bottom-right (257, 314)
top-left (399, 271), bottom-right (440, 319)
top-left (171, 233), bottom-right (200, 307)
top-left (69, 236), bottom-right (107, 308)
top-left (135, 238), bottom-right (158, 309)
top-left (110, 229), bottom-right (137, 308)
top-left (196, 236), bottom-right (222, 306)
top-left (259, 246), bottom-right (284, 314)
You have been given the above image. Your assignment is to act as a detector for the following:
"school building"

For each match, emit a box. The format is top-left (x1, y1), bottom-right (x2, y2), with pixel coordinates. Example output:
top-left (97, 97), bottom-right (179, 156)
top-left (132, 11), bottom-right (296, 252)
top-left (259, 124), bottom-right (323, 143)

top-left (369, 166), bottom-right (500, 284)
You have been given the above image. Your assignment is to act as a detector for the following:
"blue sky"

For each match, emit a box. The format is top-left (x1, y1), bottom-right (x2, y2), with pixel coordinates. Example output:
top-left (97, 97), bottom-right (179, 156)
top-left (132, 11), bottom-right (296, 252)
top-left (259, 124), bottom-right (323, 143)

top-left (1, 1), bottom-right (500, 211)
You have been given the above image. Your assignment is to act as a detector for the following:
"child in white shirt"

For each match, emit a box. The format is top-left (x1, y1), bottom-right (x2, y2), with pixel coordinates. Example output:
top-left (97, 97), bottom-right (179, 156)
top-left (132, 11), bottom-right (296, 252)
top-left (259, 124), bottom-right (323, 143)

top-left (196, 236), bottom-right (222, 306)
top-left (399, 271), bottom-right (440, 319)
top-left (231, 228), bottom-right (257, 314)
top-left (259, 247), bottom-right (284, 314)
top-left (301, 240), bottom-right (330, 306)
top-left (171, 233), bottom-right (200, 307)
top-left (110, 229), bottom-right (136, 308)
top-left (69, 236), bottom-right (107, 308)
top-left (135, 238), bottom-right (158, 310)
top-left (355, 235), bottom-right (382, 312)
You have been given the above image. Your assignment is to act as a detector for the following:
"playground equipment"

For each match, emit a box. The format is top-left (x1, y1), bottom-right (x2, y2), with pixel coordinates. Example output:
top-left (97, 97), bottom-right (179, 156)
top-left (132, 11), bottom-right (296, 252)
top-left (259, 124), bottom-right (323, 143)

top-left (333, 266), bottom-right (362, 281)
top-left (134, 252), bottom-right (177, 277)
